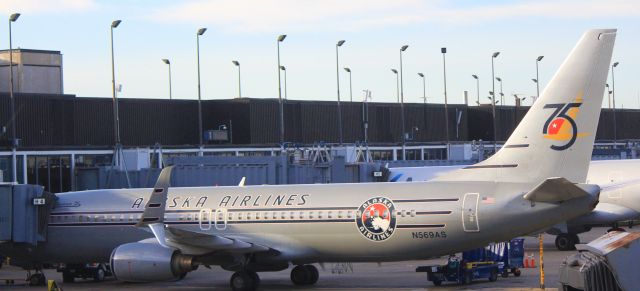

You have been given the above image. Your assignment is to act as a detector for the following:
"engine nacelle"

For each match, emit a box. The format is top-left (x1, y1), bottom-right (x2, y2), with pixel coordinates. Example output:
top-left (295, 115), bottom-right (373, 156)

top-left (110, 242), bottom-right (194, 282)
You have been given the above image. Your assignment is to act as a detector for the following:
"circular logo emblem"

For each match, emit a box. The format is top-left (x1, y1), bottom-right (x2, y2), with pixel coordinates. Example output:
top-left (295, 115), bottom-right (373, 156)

top-left (356, 197), bottom-right (396, 241)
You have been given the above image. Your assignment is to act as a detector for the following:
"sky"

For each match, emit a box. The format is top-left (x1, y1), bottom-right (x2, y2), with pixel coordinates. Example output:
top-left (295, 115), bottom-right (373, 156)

top-left (1, 0), bottom-right (639, 108)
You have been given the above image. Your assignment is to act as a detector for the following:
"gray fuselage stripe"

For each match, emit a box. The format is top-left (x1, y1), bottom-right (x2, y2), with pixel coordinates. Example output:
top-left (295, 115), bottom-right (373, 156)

top-left (504, 144), bottom-right (530, 148)
top-left (51, 206), bottom-right (358, 216)
top-left (463, 164), bottom-right (518, 169)
top-left (396, 224), bottom-right (446, 229)
top-left (394, 198), bottom-right (459, 203)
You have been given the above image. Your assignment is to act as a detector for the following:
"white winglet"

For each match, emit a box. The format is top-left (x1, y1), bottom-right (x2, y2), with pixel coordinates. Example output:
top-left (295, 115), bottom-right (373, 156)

top-left (238, 177), bottom-right (246, 187)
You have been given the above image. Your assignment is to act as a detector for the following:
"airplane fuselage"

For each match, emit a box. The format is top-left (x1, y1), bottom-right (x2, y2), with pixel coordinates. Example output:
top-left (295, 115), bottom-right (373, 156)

top-left (2, 180), bottom-right (596, 266)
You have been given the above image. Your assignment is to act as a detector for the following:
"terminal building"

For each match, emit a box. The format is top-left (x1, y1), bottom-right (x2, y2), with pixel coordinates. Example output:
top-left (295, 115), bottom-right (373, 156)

top-left (1, 50), bottom-right (639, 193)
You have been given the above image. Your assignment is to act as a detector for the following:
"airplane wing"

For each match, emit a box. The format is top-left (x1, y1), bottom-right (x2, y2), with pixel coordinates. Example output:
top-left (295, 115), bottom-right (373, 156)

top-left (136, 167), bottom-right (274, 256)
top-left (523, 177), bottom-right (600, 203)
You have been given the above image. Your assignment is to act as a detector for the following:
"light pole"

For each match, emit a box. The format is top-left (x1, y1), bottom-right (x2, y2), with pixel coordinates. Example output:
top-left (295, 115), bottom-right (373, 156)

top-left (196, 27), bottom-right (207, 146)
top-left (418, 72), bottom-right (427, 145)
top-left (362, 89), bottom-right (372, 162)
top-left (536, 56), bottom-right (544, 100)
top-left (391, 69), bottom-right (399, 102)
top-left (162, 59), bottom-right (172, 100)
top-left (612, 61), bottom-right (619, 148)
top-left (491, 51), bottom-right (500, 152)
top-left (399, 45), bottom-right (408, 160)
top-left (495, 77), bottom-right (503, 106)
top-left (277, 34), bottom-right (286, 145)
top-left (336, 40), bottom-right (346, 145)
top-left (8, 12), bottom-right (20, 183)
top-left (110, 20), bottom-right (122, 149)
top-left (418, 73), bottom-right (426, 103)
top-left (280, 65), bottom-right (287, 100)
top-left (606, 84), bottom-right (611, 109)
top-left (442, 47), bottom-right (450, 148)
top-left (344, 67), bottom-right (353, 102)
top-left (471, 75), bottom-right (480, 106)
top-left (232, 60), bottom-right (241, 98)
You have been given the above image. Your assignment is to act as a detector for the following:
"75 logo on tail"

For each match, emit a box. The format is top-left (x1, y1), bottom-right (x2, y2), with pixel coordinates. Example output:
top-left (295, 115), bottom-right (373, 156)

top-left (543, 102), bottom-right (583, 151)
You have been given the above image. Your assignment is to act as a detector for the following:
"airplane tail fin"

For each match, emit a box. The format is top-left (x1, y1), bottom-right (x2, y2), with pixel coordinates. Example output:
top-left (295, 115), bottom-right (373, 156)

top-left (437, 29), bottom-right (616, 184)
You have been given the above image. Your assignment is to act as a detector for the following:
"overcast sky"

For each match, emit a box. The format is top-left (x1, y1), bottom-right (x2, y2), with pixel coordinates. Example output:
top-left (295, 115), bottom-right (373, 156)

top-left (1, 0), bottom-right (638, 107)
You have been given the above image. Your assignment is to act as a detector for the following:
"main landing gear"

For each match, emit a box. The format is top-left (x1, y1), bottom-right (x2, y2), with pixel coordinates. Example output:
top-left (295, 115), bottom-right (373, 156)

top-left (291, 265), bottom-right (319, 286)
top-left (230, 270), bottom-right (260, 291)
top-left (27, 271), bottom-right (46, 286)
top-left (228, 264), bottom-right (319, 291)
top-left (555, 233), bottom-right (580, 251)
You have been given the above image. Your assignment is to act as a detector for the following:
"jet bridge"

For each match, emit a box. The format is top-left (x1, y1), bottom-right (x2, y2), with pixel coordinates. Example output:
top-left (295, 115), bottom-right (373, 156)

top-left (0, 184), bottom-right (55, 246)
top-left (559, 231), bottom-right (640, 291)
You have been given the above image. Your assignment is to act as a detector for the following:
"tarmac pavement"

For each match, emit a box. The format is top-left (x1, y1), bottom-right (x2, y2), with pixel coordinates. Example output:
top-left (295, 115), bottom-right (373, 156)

top-left (0, 227), bottom-right (624, 291)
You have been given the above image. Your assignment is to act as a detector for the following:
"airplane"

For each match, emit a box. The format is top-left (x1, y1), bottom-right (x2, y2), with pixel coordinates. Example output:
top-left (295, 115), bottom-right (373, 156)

top-left (0, 29), bottom-right (615, 291)
top-left (385, 159), bottom-right (640, 251)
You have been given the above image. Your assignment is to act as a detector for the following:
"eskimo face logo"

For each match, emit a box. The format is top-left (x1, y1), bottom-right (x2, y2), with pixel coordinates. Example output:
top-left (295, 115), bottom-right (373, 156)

top-left (543, 102), bottom-right (583, 151)
top-left (356, 197), bottom-right (396, 241)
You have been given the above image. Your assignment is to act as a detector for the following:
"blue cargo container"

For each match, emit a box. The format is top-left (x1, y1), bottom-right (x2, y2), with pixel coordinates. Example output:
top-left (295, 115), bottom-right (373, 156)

top-left (463, 239), bottom-right (524, 277)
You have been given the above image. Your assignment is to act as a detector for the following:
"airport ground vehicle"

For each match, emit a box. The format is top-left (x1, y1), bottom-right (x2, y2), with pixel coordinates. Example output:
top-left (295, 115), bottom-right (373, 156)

top-left (417, 255), bottom-right (499, 286)
top-left (57, 263), bottom-right (111, 283)
top-left (416, 239), bottom-right (523, 286)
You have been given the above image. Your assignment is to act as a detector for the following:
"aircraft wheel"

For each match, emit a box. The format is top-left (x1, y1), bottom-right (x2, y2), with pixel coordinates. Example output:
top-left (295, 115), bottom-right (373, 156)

top-left (94, 267), bottom-right (106, 282)
top-left (463, 271), bottom-right (472, 285)
top-left (570, 234), bottom-right (580, 244)
top-left (248, 270), bottom-right (260, 287)
top-left (62, 270), bottom-right (75, 283)
top-left (513, 268), bottom-right (522, 277)
top-left (432, 279), bottom-right (442, 286)
top-left (230, 271), bottom-right (258, 291)
top-left (304, 265), bottom-right (319, 285)
top-left (555, 234), bottom-right (576, 251)
top-left (28, 273), bottom-right (46, 286)
top-left (291, 265), bottom-right (310, 285)
top-left (501, 270), bottom-right (509, 278)
top-left (489, 268), bottom-right (498, 282)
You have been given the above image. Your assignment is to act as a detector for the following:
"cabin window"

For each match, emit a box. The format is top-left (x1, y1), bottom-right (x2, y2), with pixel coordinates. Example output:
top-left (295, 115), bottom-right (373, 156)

top-left (299, 211), bottom-right (304, 219)
top-left (410, 210), bottom-right (416, 217)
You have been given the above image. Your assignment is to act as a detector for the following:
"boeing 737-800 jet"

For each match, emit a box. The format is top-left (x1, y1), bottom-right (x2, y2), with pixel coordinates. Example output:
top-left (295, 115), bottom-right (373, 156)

top-left (0, 29), bottom-right (616, 291)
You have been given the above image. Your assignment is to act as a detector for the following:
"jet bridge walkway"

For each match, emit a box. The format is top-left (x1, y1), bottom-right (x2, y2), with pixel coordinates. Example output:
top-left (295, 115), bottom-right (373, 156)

top-left (0, 184), bottom-right (55, 247)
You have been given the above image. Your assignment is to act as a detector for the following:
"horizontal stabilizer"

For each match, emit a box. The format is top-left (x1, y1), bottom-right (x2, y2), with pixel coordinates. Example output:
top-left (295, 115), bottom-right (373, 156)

top-left (523, 177), bottom-right (600, 203)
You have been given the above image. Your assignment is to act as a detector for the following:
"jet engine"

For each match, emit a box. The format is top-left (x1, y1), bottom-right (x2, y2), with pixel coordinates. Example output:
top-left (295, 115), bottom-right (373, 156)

top-left (110, 242), bottom-right (195, 282)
